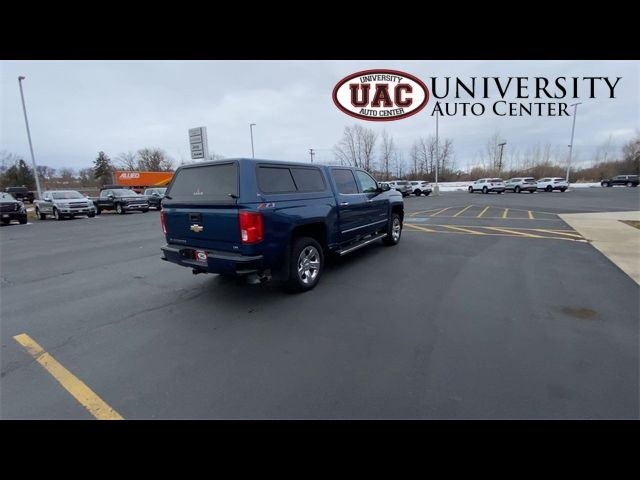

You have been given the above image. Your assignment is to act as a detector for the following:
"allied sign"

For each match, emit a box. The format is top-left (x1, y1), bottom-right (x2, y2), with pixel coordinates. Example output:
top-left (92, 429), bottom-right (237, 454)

top-left (189, 126), bottom-right (209, 160)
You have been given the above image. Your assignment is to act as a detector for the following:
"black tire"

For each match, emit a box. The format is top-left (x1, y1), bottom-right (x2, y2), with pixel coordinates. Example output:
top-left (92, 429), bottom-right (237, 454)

top-left (560, 187), bottom-right (567, 192)
top-left (515, 186), bottom-right (521, 193)
top-left (36, 208), bottom-right (46, 220)
top-left (2, 219), bottom-right (9, 225)
top-left (382, 212), bottom-right (402, 246)
top-left (142, 208), bottom-right (149, 213)
top-left (415, 190), bottom-right (421, 196)
top-left (424, 191), bottom-right (431, 196)
top-left (468, 186), bottom-right (473, 193)
top-left (545, 185), bottom-right (552, 192)
top-left (602, 182), bottom-right (610, 187)
top-left (116, 203), bottom-right (125, 215)
top-left (627, 182), bottom-right (633, 187)
top-left (88, 212), bottom-right (96, 218)
top-left (19, 217), bottom-right (27, 224)
top-left (284, 236), bottom-right (324, 293)
top-left (482, 186), bottom-right (488, 194)
top-left (53, 208), bottom-right (64, 221)
top-left (96, 207), bottom-right (102, 215)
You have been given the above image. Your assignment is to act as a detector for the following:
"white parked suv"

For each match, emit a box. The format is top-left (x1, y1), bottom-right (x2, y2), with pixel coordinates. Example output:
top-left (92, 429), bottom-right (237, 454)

top-left (387, 180), bottom-right (412, 197)
top-left (468, 178), bottom-right (506, 194)
top-left (408, 181), bottom-right (432, 196)
top-left (537, 177), bottom-right (568, 192)
top-left (504, 177), bottom-right (538, 193)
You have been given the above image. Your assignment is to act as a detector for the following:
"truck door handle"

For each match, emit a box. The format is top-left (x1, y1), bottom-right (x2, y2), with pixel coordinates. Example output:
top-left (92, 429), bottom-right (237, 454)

top-left (340, 202), bottom-right (349, 206)
top-left (367, 199), bottom-right (373, 202)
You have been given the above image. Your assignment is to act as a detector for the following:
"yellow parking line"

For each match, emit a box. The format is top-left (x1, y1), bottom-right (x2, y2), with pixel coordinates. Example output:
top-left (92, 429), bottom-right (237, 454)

top-left (405, 223), bottom-right (438, 233)
top-left (528, 210), bottom-right (534, 219)
top-left (477, 206), bottom-right (490, 218)
top-left (441, 225), bottom-right (487, 235)
top-left (452, 205), bottom-right (473, 217)
top-left (483, 226), bottom-right (546, 238)
top-left (409, 207), bottom-right (444, 217)
top-left (536, 229), bottom-right (583, 238)
top-left (13, 333), bottom-right (123, 420)
top-left (430, 207), bottom-right (451, 217)
top-left (502, 208), bottom-right (509, 219)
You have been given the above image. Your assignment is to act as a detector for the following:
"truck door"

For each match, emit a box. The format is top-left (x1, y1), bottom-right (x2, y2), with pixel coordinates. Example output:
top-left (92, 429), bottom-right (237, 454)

top-left (330, 168), bottom-right (371, 244)
top-left (354, 170), bottom-right (388, 231)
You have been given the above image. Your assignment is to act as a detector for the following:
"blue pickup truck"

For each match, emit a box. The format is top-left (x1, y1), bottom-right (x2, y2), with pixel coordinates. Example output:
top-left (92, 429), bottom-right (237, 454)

top-left (160, 158), bottom-right (404, 292)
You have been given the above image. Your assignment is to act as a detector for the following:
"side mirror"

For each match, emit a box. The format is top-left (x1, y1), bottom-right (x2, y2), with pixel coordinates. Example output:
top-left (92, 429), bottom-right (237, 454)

top-left (153, 193), bottom-right (160, 197)
top-left (379, 183), bottom-right (391, 192)
top-left (108, 194), bottom-right (114, 199)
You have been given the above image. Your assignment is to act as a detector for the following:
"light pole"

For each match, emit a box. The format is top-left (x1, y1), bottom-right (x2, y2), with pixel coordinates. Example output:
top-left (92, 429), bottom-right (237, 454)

top-left (309, 148), bottom-right (315, 163)
top-left (434, 110), bottom-right (439, 195)
top-left (18, 76), bottom-right (42, 200)
top-left (497, 142), bottom-right (506, 172)
top-left (249, 123), bottom-right (256, 158)
top-left (566, 102), bottom-right (582, 183)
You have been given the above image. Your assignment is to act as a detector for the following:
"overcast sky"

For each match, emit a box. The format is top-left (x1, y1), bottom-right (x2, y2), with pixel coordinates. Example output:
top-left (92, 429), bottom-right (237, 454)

top-left (1, 60), bottom-right (638, 172)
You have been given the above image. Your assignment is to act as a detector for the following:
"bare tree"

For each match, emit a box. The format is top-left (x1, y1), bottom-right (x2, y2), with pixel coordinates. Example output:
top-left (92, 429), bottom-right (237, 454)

top-left (137, 148), bottom-right (174, 171)
top-left (117, 151), bottom-right (139, 170)
top-left (379, 131), bottom-right (396, 180)
top-left (333, 125), bottom-right (378, 171)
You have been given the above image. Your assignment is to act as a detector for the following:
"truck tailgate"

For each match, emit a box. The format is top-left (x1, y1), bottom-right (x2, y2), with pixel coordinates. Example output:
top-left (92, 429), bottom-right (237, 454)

top-left (164, 205), bottom-right (240, 251)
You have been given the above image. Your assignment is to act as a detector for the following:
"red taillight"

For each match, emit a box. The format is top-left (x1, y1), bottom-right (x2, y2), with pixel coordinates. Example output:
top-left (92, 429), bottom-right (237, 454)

top-left (160, 209), bottom-right (167, 234)
top-left (239, 211), bottom-right (263, 244)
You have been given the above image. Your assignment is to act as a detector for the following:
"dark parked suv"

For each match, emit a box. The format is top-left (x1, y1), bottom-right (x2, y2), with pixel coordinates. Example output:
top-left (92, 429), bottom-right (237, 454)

top-left (161, 158), bottom-right (404, 292)
top-left (5, 186), bottom-right (35, 203)
top-left (601, 175), bottom-right (639, 187)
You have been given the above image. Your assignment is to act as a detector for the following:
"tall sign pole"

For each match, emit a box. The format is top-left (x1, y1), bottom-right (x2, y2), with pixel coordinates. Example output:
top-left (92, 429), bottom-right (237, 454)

top-left (434, 110), bottom-right (439, 196)
top-left (17, 76), bottom-right (42, 199)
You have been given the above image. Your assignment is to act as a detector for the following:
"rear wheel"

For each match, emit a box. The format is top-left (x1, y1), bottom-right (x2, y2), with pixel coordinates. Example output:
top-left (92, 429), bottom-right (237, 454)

top-left (424, 191), bottom-right (431, 196)
top-left (383, 213), bottom-right (402, 246)
top-left (514, 186), bottom-right (521, 193)
top-left (142, 208), bottom-right (149, 213)
top-left (19, 217), bottom-right (28, 224)
top-left (414, 189), bottom-right (421, 196)
top-left (88, 212), bottom-right (96, 218)
top-left (468, 186), bottom-right (473, 193)
top-left (285, 237), bottom-right (323, 293)
top-left (560, 187), bottom-right (567, 192)
top-left (482, 186), bottom-right (488, 194)
top-left (602, 182), bottom-right (610, 187)
top-left (627, 182), bottom-right (634, 187)
top-left (545, 185), bottom-right (552, 192)
top-left (96, 207), bottom-right (102, 215)
top-left (2, 219), bottom-right (9, 225)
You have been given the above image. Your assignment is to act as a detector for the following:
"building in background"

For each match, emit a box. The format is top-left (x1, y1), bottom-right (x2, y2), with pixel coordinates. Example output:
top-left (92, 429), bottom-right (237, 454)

top-left (114, 171), bottom-right (174, 193)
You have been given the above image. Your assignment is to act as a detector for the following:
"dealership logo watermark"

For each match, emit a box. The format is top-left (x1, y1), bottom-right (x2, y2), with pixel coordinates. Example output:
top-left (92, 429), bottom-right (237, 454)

top-left (333, 72), bottom-right (622, 120)
top-left (332, 69), bottom-right (429, 121)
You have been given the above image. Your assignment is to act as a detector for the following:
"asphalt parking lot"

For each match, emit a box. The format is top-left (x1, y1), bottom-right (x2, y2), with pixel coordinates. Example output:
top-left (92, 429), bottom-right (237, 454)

top-left (1, 187), bottom-right (639, 419)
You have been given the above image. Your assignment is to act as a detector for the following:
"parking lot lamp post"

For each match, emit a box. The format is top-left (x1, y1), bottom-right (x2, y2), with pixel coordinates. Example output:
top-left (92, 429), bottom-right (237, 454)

top-left (18, 76), bottom-right (43, 200)
top-left (566, 102), bottom-right (582, 183)
top-left (250, 123), bottom-right (256, 158)
top-left (497, 142), bottom-right (506, 172)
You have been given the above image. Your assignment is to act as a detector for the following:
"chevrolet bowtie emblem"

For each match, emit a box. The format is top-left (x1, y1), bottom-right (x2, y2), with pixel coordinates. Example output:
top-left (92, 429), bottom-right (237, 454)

top-left (190, 224), bottom-right (204, 233)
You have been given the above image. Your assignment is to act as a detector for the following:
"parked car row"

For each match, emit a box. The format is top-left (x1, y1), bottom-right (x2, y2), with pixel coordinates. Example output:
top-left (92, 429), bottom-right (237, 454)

top-left (469, 177), bottom-right (570, 194)
top-left (380, 181), bottom-right (432, 197)
top-left (0, 187), bottom-right (168, 225)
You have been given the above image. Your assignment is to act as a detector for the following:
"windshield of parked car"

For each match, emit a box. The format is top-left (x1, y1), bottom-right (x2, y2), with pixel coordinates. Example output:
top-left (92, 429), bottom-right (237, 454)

top-left (112, 189), bottom-right (138, 197)
top-left (1, 193), bottom-right (16, 201)
top-left (50, 191), bottom-right (85, 199)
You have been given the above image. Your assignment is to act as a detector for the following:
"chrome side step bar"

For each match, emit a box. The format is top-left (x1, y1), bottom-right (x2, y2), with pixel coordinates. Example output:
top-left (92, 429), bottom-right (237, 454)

top-left (337, 233), bottom-right (387, 256)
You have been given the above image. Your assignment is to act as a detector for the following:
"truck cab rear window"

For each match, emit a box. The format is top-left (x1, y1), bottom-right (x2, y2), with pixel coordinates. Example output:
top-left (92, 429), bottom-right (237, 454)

top-left (167, 163), bottom-right (238, 201)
